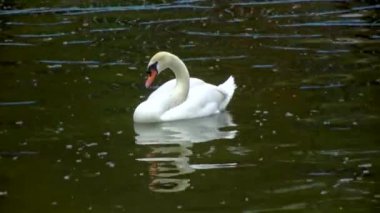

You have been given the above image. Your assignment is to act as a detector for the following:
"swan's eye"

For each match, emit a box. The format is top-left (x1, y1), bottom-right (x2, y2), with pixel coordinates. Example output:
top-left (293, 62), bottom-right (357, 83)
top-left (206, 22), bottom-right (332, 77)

top-left (147, 62), bottom-right (158, 75)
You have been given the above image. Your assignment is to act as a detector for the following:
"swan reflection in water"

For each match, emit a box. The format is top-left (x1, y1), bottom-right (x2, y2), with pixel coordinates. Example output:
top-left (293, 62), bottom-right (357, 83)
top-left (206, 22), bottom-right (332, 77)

top-left (134, 112), bottom-right (238, 193)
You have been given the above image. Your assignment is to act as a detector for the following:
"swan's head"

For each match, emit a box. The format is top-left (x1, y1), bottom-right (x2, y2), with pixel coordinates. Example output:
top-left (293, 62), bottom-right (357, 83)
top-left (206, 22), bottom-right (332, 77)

top-left (145, 51), bottom-right (173, 88)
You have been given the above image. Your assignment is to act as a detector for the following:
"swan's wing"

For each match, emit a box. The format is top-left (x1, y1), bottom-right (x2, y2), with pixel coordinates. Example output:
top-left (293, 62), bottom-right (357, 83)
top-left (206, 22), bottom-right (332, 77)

top-left (147, 79), bottom-right (176, 101)
top-left (160, 82), bottom-right (226, 121)
top-left (147, 78), bottom-right (205, 101)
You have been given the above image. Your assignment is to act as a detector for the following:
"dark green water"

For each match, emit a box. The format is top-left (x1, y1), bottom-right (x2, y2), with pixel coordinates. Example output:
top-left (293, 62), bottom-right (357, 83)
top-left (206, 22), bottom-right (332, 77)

top-left (1, 0), bottom-right (380, 212)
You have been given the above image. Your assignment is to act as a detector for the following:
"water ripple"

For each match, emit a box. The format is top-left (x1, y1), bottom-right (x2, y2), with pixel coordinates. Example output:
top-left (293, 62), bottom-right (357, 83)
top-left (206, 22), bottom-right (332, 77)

top-left (39, 60), bottom-right (129, 66)
top-left (139, 17), bottom-right (208, 25)
top-left (63, 40), bottom-right (93, 45)
top-left (5, 20), bottom-right (72, 26)
top-left (183, 55), bottom-right (247, 62)
top-left (232, 0), bottom-right (348, 6)
top-left (0, 42), bottom-right (34, 46)
top-left (0, 151), bottom-right (39, 157)
top-left (89, 27), bottom-right (129, 33)
top-left (281, 22), bottom-right (380, 27)
top-left (190, 163), bottom-right (239, 170)
top-left (183, 31), bottom-right (322, 39)
top-left (266, 182), bottom-right (326, 194)
top-left (40, 60), bottom-right (100, 65)
top-left (300, 83), bottom-right (345, 90)
top-left (246, 202), bottom-right (307, 213)
top-left (266, 45), bottom-right (349, 54)
top-left (0, 101), bottom-right (37, 106)
top-left (269, 4), bottom-right (380, 18)
top-left (252, 64), bottom-right (276, 69)
top-left (319, 149), bottom-right (380, 156)
top-left (16, 32), bottom-right (69, 38)
top-left (0, 4), bottom-right (211, 16)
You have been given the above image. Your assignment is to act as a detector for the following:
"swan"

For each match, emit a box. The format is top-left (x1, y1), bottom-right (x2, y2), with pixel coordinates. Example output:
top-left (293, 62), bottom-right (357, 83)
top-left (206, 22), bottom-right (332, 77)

top-left (133, 51), bottom-right (236, 123)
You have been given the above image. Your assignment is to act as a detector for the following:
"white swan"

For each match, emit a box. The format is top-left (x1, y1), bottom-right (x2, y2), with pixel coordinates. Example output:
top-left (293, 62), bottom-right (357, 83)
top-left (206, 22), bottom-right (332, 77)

top-left (133, 51), bottom-right (236, 123)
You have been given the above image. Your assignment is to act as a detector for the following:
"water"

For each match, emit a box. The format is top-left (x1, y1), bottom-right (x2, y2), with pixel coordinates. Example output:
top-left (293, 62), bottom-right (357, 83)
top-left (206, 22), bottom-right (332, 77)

top-left (1, 0), bottom-right (379, 212)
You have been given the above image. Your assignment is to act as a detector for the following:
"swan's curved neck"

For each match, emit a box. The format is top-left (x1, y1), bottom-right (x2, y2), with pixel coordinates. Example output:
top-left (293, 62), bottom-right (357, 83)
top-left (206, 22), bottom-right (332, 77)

top-left (168, 56), bottom-right (190, 105)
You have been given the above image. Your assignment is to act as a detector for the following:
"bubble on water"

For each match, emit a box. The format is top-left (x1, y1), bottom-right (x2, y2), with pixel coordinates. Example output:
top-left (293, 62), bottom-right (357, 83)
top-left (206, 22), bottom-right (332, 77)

top-left (56, 127), bottom-right (64, 134)
top-left (63, 175), bottom-right (70, 180)
top-left (0, 191), bottom-right (8, 196)
top-left (66, 144), bottom-right (73, 149)
top-left (84, 152), bottom-right (91, 159)
top-left (32, 79), bottom-right (38, 87)
top-left (177, 205), bottom-right (183, 209)
top-left (76, 159), bottom-right (82, 163)
top-left (15, 120), bottom-right (23, 126)
top-left (285, 112), bottom-right (294, 117)
top-left (48, 64), bottom-right (62, 69)
top-left (85, 143), bottom-right (98, 147)
top-left (320, 190), bottom-right (328, 195)
top-left (51, 201), bottom-right (58, 206)
top-left (340, 178), bottom-right (354, 183)
top-left (362, 170), bottom-right (370, 175)
top-left (87, 65), bottom-right (99, 69)
top-left (43, 37), bottom-right (52, 42)
top-left (343, 157), bottom-right (349, 164)
top-left (106, 161), bottom-right (115, 168)
top-left (358, 163), bottom-right (372, 168)
top-left (97, 152), bottom-right (108, 158)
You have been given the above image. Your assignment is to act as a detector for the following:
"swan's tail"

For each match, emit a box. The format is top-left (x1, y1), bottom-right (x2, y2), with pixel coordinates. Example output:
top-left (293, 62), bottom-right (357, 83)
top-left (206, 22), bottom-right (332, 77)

top-left (218, 76), bottom-right (237, 110)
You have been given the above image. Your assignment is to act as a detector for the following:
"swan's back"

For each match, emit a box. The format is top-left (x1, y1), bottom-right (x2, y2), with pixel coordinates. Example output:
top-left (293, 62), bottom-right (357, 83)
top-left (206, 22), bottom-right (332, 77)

top-left (148, 78), bottom-right (205, 101)
top-left (160, 77), bottom-right (236, 121)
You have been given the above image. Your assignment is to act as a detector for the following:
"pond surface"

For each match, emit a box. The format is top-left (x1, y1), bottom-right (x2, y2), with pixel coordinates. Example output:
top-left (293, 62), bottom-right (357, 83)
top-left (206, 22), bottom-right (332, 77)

top-left (1, 0), bottom-right (380, 212)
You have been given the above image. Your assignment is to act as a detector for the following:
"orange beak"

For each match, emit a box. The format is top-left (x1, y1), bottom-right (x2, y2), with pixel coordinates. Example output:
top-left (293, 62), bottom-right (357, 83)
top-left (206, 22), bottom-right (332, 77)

top-left (145, 69), bottom-right (158, 88)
